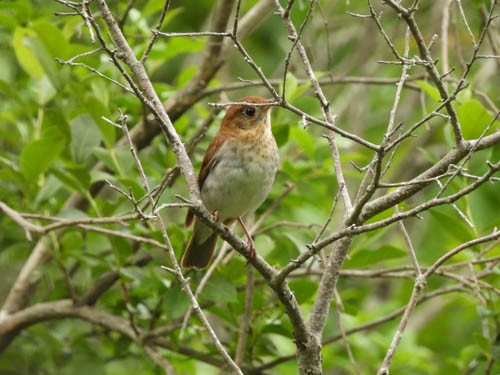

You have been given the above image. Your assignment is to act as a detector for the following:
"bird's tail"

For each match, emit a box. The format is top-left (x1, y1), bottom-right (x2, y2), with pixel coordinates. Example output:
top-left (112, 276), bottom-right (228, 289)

top-left (181, 219), bottom-right (219, 269)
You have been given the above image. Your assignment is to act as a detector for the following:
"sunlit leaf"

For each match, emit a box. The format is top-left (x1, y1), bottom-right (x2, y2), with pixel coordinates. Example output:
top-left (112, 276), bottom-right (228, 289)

top-left (415, 80), bottom-right (441, 102)
top-left (13, 27), bottom-right (44, 79)
top-left (457, 99), bottom-right (498, 139)
top-left (20, 135), bottom-right (65, 180)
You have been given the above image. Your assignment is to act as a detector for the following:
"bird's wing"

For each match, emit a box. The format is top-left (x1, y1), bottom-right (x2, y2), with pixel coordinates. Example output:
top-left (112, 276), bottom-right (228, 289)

top-left (198, 134), bottom-right (226, 189)
top-left (185, 134), bottom-right (226, 227)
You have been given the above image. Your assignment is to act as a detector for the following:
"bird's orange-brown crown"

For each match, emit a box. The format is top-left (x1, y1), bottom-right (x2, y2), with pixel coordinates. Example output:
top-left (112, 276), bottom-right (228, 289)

top-left (220, 96), bottom-right (273, 131)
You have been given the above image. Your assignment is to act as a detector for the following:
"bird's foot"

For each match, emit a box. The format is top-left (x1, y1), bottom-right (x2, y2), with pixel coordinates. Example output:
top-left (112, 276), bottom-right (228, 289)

top-left (210, 210), bottom-right (220, 222)
top-left (246, 236), bottom-right (256, 261)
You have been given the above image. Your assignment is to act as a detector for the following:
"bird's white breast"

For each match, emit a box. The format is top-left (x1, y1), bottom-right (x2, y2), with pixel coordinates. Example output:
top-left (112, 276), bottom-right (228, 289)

top-left (201, 131), bottom-right (279, 220)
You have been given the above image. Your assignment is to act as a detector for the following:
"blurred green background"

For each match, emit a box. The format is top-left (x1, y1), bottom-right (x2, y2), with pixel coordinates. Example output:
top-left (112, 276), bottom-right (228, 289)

top-left (0, 0), bottom-right (498, 374)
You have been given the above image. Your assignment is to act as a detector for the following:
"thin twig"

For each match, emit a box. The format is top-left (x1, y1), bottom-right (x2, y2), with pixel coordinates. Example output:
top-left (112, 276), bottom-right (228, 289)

top-left (395, 206), bottom-right (422, 276)
top-left (378, 229), bottom-right (499, 374)
top-left (384, 0), bottom-right (464, 145)
top-left (279, 158), bottom-right (500, 276)
top-left (121, 115), bottom-right (243, 372)
top-left (178, 242), bottom-right (229, 339)
top-left (254, 285), bottom-right (468, 372)
top-left (313, 183), bottom-right (344, 244)
top-left (455, 0), bottom-right (477, 47)
top-left (333, 289), bottom-right (362, 375)
top-left (440, 0), bottom-right (453, 77)
top-left (141, 0), bottom-right (171, 64)
top-left (118, 0), bottom-right (137, 29)
top-left (235, 264), bottom-right (255, 366)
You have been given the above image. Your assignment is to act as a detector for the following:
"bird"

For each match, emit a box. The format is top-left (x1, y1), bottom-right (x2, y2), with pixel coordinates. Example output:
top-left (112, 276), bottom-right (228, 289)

top-left (181, 96), bottom-right (279, 269)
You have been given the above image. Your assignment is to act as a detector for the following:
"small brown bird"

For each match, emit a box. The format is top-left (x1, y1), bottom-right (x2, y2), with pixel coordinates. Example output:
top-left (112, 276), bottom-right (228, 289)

top-left (182, 96), bottom-right (279, 269)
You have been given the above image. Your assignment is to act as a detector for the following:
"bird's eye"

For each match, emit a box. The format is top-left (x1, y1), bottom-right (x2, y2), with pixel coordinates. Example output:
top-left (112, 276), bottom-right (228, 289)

top-left (243, 107), bottom-right (256, 117)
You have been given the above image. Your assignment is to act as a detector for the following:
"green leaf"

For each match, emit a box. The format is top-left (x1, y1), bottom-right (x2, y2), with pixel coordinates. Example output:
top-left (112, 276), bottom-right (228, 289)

top-left (273, 122), bottom-right (290, 147)
top-left (284, 72), bottom-right (298, 102)
top-left (15, 27), bottom-right (60, 91)
top-left (289, 279), bottom-right (317, 304)
top-left (416, 80), bottom-right (441, 102)
top-left (363, 207), bottom-right (393, 224)
top-left (290, 127), bottom-right (316, 159)
top-left (23, 32), bottom-right (60, 89)
top-left (38, 76), bottom-right (58, 105)
top-left (261, 322), bottom-right (293, 337)
top-left (81, 91), bottom-right (115, 147)
top-left (50, 165), bottom-right (90, 194)
top-left (34, 174), bottom-right (62, 205)
top-left (417, 146), bottom-right (439, 164)
top-left (142, 1), bottom-right (183, 20)
top-left (456, 88), bottom-right (472, 103)
top-left (203, 274), bottom-right (237, 303)
top-left (291, 82), bottom-right (312, 103)
top-left (491, 342), bottom-right (500, 362)
top-left (0, 1), bottom-right (33, 29)
top-left (60, 231), bottom-right (84, 254)
top-left (116, 177), bottom-right (146, 201)
top-left (457, 99), bottom-right (498, 140)
top-left (176, 66), bottom-right (197, 87)
top-left (13, 27), bottom-right (44, 79)
top-left (31, 21), bottom-right (71, 60)
top-left (428, 210), bottom-right (474, 244)
top-left (106, 358), bottom-right (150, 375)
top-left (474, 333), bottom-right (491, 357)
top-left (0, 52), bottom-right (17, 84)
top-left (70, 114), bottom-right (102, 163)
top-left (20, 136), bottom-right (65, 180)
top-left (85, 231), bottom-right (112, 254)
top-left (267, 232), bottom-right (300, 266)
top-left (42, 108), bottom-right (71, 141)
top-left (346, 245), bottom-right (407, 268)
top-left (163, 286), bottom-right (190, 319)
top-left (120, 267), bottom-right (145, 283)
top-left (163, 38), bottom-right (204, 61)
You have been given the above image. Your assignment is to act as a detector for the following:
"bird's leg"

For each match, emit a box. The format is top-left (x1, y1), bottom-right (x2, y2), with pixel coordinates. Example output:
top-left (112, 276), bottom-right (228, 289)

top-left (237, 217), bottom-right (255, 260)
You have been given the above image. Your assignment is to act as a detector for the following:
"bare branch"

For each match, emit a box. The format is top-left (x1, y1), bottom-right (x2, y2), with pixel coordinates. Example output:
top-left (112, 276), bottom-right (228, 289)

top-left (234, 264), bottom-right (255, 366)
top-left (384, 0), bottom-right (464, 145)
top-left (378, 229), bottom-right (499, 374)
top-left (279, 158), bottom-right (500, 275)
top-left (141, 0), bottom-right (172, 64)
top-left (395, 206), bottom-right (422, 276)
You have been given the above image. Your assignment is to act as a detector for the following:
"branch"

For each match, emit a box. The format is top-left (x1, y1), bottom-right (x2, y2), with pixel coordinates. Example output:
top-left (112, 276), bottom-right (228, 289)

top-left (234, 264), bottom-right (255, 366)
top-left (278, 157), bottom-right (500, 276)
top-left (117, 108), bottom-right (240, 372)
top-left (383, 0), bottom-right (464, 145)
top-left (252, 285), bottom-right (468, 373)
top-left (377, 230), bottom-right (500, 374)
top-left (200, 75), bottom-right (424, 97)
top-left (360, 133), bottom-right (500, 223)
top-left (0, 299), bottom-right (226, 369)
top-left (2, 0), bottom-right (246, 319)
top-left (271, 1), bottom-right (356, 373)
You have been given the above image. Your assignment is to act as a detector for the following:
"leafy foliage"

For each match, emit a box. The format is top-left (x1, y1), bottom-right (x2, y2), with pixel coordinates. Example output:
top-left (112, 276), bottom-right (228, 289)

top-left (0, 1), bottom-right (499, 374)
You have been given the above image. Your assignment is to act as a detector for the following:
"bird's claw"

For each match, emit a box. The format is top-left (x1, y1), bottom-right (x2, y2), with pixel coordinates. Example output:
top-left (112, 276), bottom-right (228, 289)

top-left (210, 210), bottom-right (220, 222)
top-left (247, 237), bottom-right (256, 262)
